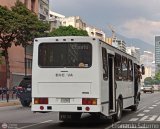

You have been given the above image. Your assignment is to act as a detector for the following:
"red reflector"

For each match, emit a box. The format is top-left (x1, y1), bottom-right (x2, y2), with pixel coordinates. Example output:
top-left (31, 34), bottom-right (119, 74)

top-left (85, 106), bottom-right (90, 111)
top-left (40, 106), bottom-right (44, 110)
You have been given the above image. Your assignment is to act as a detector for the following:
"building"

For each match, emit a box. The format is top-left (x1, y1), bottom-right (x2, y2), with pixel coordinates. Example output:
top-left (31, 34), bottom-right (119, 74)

top-left (140, 51), bottom-right (155, 83)
top-left (155, 36), bottom-right (160, 72)
top-left (106, 38), bottom-right (113, 45)
top-left (61, 16), bottom-right (86, 30)
top-left (49, 11), bottom-right (65, 31)
top-left (86, 25), bottom-right (106, 42)
top-left (38, 0), bottom-right (49, 21)
top-left (112, 37), bottom-right (126, 52)
top-left (0, 0), bottom-right (49, 87)
top-left (0, 0), bottom-right (49, 21)
top-left (126, 46), bottom-right (140, 63)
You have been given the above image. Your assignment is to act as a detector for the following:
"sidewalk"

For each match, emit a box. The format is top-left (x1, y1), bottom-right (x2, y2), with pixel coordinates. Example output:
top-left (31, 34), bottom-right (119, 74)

top-left (0, 99), bottom-right (20, 107)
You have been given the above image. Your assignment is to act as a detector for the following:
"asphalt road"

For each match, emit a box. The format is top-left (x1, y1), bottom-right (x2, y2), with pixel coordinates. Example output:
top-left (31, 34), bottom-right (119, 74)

top-left (0, 92), bottom-right (160, 129)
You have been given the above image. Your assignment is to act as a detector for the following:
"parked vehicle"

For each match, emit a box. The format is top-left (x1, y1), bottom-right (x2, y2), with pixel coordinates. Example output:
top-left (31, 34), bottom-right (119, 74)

top-left (143, 85), bottom-right (154, 93)
top-left (17, 75), bottom-right (32, 107)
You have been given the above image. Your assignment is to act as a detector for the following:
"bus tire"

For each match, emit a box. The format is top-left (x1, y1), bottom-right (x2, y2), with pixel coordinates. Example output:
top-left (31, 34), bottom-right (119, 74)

top-left (114, 99), bottom-right (122, 122)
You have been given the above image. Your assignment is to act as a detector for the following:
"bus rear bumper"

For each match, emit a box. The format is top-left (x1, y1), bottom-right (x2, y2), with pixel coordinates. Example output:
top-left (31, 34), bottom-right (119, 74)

top-left (32, 104), bottom-right (102, 113)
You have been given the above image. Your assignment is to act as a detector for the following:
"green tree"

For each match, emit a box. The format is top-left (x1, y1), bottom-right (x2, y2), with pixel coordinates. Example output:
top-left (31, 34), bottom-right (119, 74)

top-left (0, 1), bottom-right (49, 88)
top-left (155, 72), bottom-right (160, 80)
top-left (144, 77), bottom-right (153, 85)
top-left (11, 1), bottom-right (49, 46)
top-left (0, 6), bottom-right (20, 88)
top-left (49, 25), bottom-right (88, 36)
top-left (153, 72), bottom-right (160, 84)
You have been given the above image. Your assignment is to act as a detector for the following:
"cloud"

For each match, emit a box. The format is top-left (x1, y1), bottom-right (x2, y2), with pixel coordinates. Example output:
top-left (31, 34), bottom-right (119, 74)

top-left (118, 18), bottom-right (160, 44)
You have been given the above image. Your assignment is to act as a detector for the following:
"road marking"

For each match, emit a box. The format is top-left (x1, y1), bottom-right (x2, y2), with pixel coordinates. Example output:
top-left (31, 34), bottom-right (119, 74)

top-left (152, 105), bottom-right (157, 107)
top-left (148, 107), bottom-right (154, 109)
top-left (136, 106), bottom-right (146, 113)
top-left (18, 120), bottom-right (53, 129)
top-left (140, 115), bottom-right (157, 121)
top-left (156, 102), bottom-right (160, 105)
top-left (143, 110), bottom-right (150, 113)
top-left (154, 100), bottom-right (159, 102)
top-left (129, 118), bottom-right (139, 121)
top-left (137, 113), bottom-right (145, 117)
top-left (156, 116), bottom-right (160, 121)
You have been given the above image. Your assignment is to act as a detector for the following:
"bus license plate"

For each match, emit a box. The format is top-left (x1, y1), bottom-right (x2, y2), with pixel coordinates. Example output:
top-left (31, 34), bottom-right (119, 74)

top-left (61, 98), bottom-right (70, 103)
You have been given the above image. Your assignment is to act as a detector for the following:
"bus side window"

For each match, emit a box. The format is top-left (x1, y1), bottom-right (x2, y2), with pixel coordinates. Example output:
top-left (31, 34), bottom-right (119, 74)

top-left (128, 59), bottom-right (133, 81)
top-left (122, 56), bottom-right (128, 81)
top-left (115, 54), bottom-right (122, 80)
top-left (102, 47), bottom-right (108, 80)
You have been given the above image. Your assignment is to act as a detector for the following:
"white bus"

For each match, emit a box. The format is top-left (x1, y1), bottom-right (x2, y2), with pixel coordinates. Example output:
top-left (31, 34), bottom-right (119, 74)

top-left (32, 36), bottom-right (144, 121)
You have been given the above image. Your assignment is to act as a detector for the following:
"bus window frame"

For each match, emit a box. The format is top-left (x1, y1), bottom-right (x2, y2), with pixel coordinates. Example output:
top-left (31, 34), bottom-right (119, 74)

top-left (38, 42), bottom-right (92, 68)
top-left (102, 47), bottom-right (108, 81)
top-left (115, 53), bottom-right (122, 81)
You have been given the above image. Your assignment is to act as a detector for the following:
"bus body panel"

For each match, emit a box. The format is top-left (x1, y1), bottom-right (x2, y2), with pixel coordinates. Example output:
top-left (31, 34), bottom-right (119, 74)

top-left (32, 37), bottom-right (102, 113)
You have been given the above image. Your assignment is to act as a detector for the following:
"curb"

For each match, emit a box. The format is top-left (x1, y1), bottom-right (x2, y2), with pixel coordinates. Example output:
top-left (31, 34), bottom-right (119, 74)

top-left (0, 101), bottom-right (21, 107)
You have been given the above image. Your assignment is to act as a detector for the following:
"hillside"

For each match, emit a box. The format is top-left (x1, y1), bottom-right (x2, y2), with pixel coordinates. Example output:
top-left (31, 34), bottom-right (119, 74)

top-left (116, 34), bottom-right (155, 54)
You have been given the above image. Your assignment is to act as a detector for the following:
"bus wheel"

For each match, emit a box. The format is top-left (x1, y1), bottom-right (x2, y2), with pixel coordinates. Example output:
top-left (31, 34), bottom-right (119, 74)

top-left (114, 99), bottom-right (122, 122)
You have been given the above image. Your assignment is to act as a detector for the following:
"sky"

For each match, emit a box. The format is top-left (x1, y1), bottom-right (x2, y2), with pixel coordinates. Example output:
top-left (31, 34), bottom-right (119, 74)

top-left (49, 0), bottom-right (160, 45)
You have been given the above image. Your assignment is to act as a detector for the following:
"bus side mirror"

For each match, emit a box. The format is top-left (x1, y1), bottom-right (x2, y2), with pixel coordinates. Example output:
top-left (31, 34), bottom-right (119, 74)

top-left (141, 65), bottom-right (145, 75)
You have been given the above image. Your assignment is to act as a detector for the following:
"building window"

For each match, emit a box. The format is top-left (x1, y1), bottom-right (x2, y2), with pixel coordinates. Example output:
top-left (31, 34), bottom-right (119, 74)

top-left (40, 14), bottom-right (46, 20)
top-left (44, 8), bottom-right (48, 15)
top-left (31, 0), bottom-right (35, 12)
top-left (26, 58), bottom-right (32, 69)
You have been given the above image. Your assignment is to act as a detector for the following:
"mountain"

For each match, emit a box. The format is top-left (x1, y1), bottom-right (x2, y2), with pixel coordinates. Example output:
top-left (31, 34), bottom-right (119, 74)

top-left (116, 34), bottom-right (155, 54)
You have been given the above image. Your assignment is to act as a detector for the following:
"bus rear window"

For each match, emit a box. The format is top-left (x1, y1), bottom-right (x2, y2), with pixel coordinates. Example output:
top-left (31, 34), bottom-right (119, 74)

top-left (38, 43), bottom-right (92, 68)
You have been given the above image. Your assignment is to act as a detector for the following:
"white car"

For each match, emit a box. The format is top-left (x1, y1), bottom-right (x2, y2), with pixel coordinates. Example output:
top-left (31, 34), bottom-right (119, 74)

top-left (143, 85), bottom-right (154, 93)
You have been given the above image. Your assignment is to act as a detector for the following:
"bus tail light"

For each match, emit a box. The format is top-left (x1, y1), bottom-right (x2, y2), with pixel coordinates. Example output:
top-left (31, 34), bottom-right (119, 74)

top-left (82, 98), bottom-right (97, 105)
top-left (34, 98), bottom-right (48, 104)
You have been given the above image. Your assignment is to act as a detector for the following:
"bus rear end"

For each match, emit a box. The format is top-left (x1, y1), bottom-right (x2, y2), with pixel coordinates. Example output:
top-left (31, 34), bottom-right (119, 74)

top-left (31, 37), bottom-right (101, 121)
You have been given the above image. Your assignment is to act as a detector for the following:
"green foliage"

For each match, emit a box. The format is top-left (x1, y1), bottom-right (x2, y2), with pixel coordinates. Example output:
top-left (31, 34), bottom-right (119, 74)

top-left (0, 6), bottom-right (19, 49)
top-left (11, 0), bottom-right (49, 46)
top-left (0, 1), bottom-right (50, 87)
top-left (144, 77), bottom-right (153, 85)
top-left (155, 72), bottom-right (160, 80)
top-left (49, 25), bottom-right (88, 36)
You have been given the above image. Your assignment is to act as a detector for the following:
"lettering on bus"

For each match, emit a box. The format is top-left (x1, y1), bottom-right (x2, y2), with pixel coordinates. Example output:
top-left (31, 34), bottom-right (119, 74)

top-left (71, 44), bottom-right (89, 50)
top-left (55, 73), bottom-right (73, 77)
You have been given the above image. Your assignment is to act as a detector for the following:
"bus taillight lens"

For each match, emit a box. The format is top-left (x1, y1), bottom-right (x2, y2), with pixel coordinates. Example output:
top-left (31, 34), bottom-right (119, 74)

top-left (82, 98), bottom-right (97, 105)
top-left (34, 98), bottom-right (48, 104)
